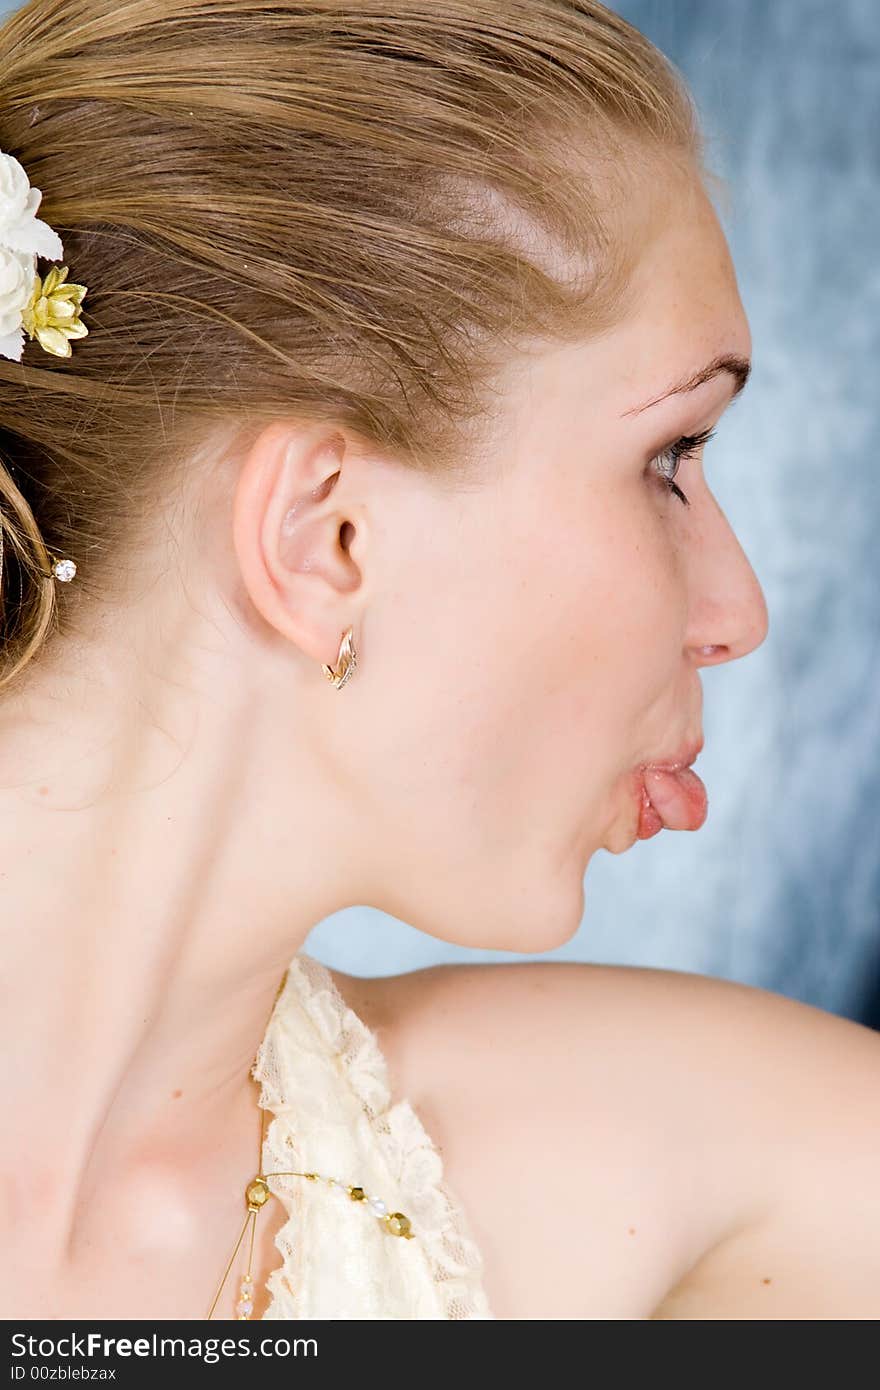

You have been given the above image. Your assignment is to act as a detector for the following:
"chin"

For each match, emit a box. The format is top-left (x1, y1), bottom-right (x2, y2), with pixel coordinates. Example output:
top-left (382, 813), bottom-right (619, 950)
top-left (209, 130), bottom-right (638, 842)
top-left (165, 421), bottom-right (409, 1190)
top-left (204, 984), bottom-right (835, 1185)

top-left (602, 827), bottom-right (638, 855)
top-left (598, 788), bottom-right (641, 855)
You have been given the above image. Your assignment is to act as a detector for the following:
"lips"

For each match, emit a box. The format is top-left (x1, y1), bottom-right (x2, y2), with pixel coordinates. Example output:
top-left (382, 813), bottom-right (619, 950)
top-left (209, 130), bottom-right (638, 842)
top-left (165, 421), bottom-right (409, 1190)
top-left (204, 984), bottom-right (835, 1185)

top-left (633, 737), bottom-right (708, 838)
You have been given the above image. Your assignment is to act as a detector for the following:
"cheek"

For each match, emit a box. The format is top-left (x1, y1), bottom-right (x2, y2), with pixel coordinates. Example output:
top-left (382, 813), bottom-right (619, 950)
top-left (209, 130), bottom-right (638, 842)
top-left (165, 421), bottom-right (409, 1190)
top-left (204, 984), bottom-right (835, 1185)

top-left (456, 493), bottom-right (683, 804)
top-left (499, 489), bottom-right (688, 806)
top-left (537, 481), bottom-right (684, 665)
top-left (357, 479), bottom-right (684, 846)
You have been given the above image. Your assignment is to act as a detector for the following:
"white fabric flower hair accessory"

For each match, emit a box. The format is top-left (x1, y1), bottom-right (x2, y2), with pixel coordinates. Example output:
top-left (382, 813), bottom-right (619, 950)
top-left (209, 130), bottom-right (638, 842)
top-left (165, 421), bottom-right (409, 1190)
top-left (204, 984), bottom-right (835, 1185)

top-left (0, 148), bottom-right (89, 362)
top-left (0, 150), bottom-right (83, 585)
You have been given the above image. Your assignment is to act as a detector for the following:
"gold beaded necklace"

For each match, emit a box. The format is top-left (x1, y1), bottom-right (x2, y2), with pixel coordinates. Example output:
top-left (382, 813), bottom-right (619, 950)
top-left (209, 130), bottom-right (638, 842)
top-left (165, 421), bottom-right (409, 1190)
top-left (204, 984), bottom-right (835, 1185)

top-left (205, 971), bottom-right (415, 1321)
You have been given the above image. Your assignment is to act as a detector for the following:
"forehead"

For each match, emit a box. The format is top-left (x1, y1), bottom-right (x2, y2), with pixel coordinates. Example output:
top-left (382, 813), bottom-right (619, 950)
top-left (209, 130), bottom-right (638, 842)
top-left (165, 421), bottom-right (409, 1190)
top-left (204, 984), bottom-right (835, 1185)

top-left (485, 164), bottom-right (752, 447)
top-left (600, 173), bottom-right (751, 408)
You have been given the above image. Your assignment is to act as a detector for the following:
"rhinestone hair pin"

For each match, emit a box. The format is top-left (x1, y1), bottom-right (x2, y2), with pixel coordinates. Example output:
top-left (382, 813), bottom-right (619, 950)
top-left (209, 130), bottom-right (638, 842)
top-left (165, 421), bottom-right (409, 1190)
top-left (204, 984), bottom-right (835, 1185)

top-left (45, 554), bottom-right (77, 583)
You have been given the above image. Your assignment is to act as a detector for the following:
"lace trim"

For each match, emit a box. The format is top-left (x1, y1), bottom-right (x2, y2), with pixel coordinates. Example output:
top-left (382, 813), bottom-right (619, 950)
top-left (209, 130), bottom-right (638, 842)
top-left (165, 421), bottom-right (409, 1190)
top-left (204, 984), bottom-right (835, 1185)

top-left (251, 951), bottom-right (495, 1320)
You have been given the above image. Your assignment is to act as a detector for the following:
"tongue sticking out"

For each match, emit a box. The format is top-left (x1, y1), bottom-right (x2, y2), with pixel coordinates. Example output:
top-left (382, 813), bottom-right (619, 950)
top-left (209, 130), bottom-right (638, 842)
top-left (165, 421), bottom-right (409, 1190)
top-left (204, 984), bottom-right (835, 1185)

top-left (642, 766), bottom-right (708, 833)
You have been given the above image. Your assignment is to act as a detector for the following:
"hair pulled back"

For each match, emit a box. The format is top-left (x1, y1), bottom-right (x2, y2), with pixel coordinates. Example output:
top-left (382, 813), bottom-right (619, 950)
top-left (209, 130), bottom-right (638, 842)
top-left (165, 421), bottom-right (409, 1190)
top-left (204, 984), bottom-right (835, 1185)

top-left (0, 0), bottom-right (702, 693)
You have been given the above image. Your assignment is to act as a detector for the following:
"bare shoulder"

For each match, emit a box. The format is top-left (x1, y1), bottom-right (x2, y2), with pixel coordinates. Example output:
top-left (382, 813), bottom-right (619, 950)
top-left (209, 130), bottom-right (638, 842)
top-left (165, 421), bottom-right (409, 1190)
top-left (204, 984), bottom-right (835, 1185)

top-left (326, 960), bottom-right (880, 1319)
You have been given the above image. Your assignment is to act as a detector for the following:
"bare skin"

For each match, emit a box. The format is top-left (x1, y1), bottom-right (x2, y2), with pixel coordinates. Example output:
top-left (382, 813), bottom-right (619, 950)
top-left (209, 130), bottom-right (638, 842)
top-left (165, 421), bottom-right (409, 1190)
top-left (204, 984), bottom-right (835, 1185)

top-left (337, 959), bottom-right (880, 1320)
top-left (3, 160), bottom-right (877, 1319)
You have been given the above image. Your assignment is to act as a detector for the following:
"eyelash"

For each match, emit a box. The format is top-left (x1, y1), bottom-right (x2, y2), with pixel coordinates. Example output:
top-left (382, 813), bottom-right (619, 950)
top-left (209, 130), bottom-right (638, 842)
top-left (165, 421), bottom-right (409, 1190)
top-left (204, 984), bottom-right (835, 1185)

top-left (650, 426), bottom-right (717, 507)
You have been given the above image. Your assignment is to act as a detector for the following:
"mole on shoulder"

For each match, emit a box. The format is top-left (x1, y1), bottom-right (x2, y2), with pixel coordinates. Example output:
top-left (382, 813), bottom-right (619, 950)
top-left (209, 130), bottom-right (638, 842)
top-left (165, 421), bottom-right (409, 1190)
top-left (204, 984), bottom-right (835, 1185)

top-left (171, 1088), bottom-right (183, 1099)
top-left (761, 1277), bottom-right (772, 1285)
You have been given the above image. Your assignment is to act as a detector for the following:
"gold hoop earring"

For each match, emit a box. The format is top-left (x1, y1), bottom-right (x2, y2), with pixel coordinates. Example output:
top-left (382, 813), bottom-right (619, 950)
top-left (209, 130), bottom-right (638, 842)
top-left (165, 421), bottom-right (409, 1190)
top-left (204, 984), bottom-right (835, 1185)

top-left (322, 625), bottom-right (357, 690)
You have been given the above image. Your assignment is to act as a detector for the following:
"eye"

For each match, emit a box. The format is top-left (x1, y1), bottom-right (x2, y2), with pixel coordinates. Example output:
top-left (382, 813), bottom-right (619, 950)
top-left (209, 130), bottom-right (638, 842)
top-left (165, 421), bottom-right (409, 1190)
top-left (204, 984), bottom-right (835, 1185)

top-left (650, 426), bottom-right (717, 507)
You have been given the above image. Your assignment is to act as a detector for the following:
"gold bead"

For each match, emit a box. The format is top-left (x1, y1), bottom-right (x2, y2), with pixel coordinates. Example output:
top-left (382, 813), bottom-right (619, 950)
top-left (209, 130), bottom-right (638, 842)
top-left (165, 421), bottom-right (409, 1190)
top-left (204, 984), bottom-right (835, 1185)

top-left (348, 1186), bottom-right (367, 1202)
top-left (304, 1172), bottom-right (318, 1181)
top-left (245, 1177), bottom-right (271, 1210)
top-left (386, 1212), bottom-right (413, 1238)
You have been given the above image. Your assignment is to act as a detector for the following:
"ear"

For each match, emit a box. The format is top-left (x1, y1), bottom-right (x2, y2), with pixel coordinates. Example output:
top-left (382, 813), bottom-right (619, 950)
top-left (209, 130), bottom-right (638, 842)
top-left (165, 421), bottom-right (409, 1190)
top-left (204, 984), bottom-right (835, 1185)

top-left (232, 419), bottom-right (364, 670)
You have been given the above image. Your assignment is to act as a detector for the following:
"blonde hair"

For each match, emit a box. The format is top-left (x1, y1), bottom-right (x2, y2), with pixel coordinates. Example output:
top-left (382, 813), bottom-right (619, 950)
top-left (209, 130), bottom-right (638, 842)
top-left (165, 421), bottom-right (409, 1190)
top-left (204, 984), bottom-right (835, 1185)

top-left (0, 0), bottom-right (703, 694)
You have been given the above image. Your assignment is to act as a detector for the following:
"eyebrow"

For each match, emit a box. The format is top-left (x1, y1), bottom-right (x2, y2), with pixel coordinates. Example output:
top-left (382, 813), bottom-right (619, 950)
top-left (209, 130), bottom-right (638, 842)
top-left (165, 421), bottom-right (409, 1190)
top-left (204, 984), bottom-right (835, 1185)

top-left (620, 353), bottom-right (752, 417)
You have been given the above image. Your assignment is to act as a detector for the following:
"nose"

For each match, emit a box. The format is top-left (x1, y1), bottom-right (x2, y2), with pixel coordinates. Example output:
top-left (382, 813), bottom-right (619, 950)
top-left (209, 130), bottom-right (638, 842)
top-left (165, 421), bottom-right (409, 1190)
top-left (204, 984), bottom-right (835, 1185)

top-left (683, 488), bottom-right (769, 666)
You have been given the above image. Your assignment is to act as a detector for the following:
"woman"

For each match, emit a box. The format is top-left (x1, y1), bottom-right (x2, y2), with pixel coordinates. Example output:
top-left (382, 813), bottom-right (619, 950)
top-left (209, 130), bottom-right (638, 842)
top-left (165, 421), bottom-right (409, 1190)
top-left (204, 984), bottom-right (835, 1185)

top-left (1, 0), bottom-right (877, 1321)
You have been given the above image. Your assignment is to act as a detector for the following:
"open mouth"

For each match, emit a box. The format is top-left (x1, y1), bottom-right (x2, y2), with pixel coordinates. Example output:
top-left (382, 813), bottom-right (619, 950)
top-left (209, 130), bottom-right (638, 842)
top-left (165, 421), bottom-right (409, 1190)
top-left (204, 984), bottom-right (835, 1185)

top-left (635, 764), bottom-right (709, 838)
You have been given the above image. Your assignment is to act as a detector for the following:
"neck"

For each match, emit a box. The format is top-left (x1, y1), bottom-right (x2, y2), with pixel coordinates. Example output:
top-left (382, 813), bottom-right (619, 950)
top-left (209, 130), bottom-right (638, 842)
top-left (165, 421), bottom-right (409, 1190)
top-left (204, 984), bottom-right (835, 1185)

top-left (0, 590), bottom-right (364, 1263)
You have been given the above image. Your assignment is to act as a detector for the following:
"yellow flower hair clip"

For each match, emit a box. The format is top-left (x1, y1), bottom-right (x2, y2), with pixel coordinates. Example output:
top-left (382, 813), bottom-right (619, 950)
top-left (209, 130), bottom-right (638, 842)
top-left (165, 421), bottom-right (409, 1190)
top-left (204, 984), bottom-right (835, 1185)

top-left (21, 264), bottom-right (88, 359)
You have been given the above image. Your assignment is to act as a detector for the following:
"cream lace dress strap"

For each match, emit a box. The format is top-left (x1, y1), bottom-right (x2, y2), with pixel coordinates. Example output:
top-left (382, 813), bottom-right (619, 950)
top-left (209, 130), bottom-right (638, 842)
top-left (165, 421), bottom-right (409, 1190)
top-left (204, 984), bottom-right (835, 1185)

top-left (251, 951), bottom-right (495, 1320)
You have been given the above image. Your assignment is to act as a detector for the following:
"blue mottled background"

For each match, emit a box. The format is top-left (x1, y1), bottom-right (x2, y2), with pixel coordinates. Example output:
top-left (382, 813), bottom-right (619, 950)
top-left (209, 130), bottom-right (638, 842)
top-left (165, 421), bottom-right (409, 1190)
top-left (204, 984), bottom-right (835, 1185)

top-left (3, 1), bottom-right (878, 1021)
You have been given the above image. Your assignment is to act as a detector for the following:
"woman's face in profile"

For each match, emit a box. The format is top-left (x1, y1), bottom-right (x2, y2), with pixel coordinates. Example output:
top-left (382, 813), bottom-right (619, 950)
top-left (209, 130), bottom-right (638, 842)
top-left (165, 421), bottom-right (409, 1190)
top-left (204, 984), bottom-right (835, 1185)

top-left (328, 171), bottom-right (768, 951)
